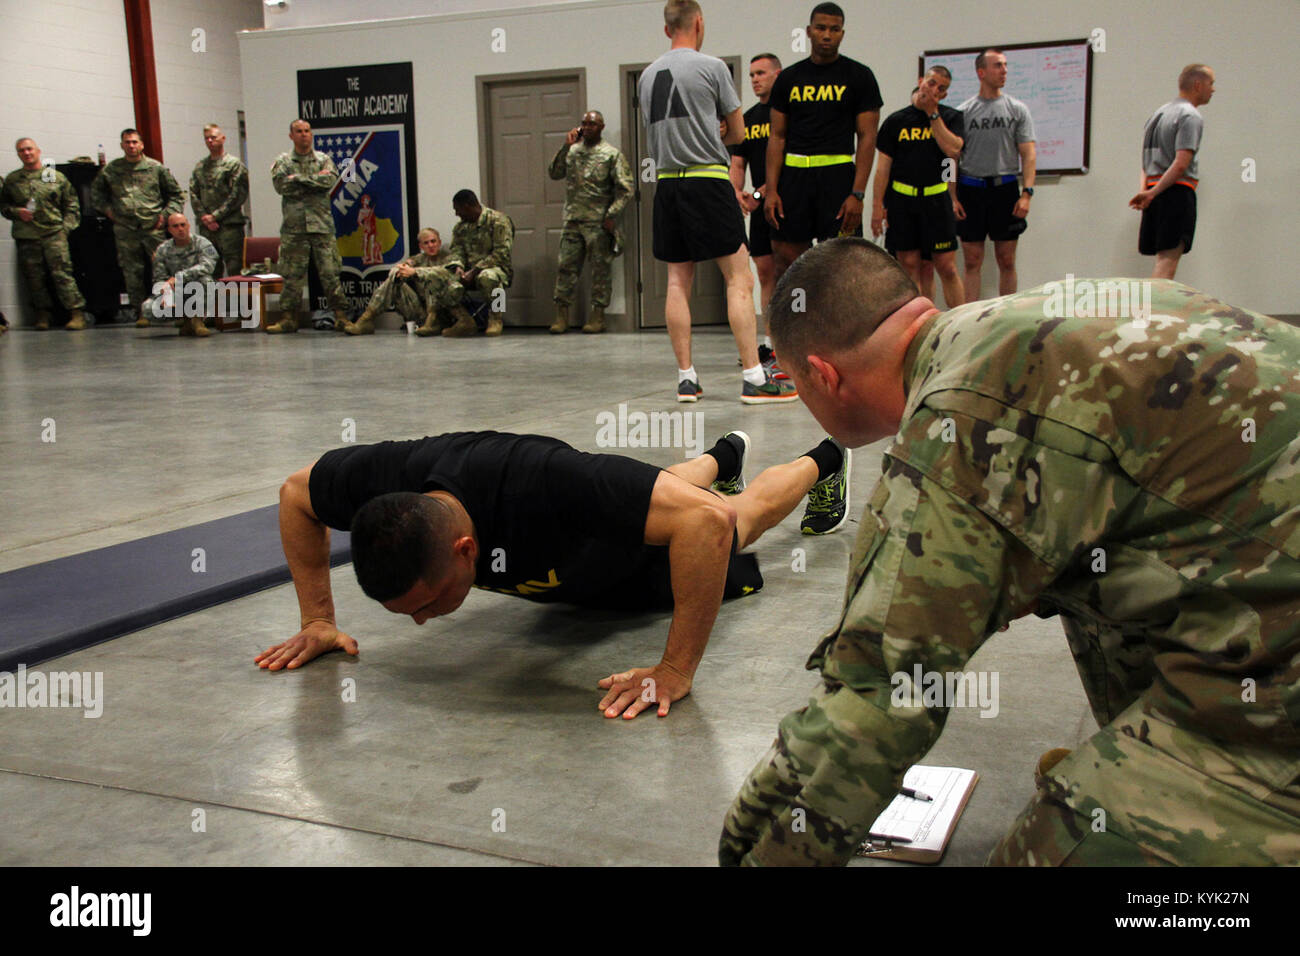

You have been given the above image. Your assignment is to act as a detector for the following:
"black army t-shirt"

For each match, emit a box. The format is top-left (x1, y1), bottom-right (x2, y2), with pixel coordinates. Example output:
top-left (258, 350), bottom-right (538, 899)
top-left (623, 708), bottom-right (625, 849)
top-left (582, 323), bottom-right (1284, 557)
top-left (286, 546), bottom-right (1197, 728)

top-left (729, 101), bottom-right (771, 190)
top-left (877, 103), bottom-right (964, 187)
top-left (768, 56), bottom-right (883, 156)
top-left (309, 432), bottom-right (664, 606)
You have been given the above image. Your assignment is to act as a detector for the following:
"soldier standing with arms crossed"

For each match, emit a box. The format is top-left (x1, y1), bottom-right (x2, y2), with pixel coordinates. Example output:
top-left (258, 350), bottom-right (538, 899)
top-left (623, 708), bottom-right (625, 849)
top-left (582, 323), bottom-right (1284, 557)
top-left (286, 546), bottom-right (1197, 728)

top-left (267, 119), bottom-right (350, 335)
top-left (2, 138), bottom-right (87, 331)
top-left (190, 123), bottom-right (249, 280)
top-left (91, 128), bottom-right (185, 327)
top-left (547, 110), bottom-right (633, 335)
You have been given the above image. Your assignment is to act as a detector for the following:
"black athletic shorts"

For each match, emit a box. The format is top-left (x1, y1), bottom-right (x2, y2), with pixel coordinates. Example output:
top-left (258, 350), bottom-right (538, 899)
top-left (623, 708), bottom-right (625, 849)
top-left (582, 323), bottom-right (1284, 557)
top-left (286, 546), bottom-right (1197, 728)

top-left (956, 180), bottom-right (1024, 243)
top-left (1139, 183), bottom-right (1196, 255)
top-left (749, 198), bottom-right (772, 257)
top-left (771, 163), bottom-right (861, 243)
top-left (884, 189), bottom-right (957, 255)
top-left (653, 177), bottom-right (748, 263)
top-left (585, 529), bottom-right (763, 611)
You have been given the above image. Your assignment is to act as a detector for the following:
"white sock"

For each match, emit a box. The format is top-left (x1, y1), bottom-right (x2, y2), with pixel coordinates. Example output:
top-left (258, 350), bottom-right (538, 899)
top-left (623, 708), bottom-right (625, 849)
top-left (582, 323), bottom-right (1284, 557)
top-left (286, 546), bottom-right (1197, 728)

top-left (742, 364), bottom-right (766, 386)
top-left (678, 366), bottom-right (697, 384)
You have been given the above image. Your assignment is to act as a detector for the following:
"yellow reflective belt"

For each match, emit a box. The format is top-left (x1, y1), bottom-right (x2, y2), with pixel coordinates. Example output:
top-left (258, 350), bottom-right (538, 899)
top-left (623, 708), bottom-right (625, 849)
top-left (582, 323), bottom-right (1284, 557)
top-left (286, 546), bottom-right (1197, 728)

top-left (891, 181), bottom-right (949, 197)
top-left (657, 164), bottom-right (730, 180)
top-left (784, 153), bottom-right (854, 168)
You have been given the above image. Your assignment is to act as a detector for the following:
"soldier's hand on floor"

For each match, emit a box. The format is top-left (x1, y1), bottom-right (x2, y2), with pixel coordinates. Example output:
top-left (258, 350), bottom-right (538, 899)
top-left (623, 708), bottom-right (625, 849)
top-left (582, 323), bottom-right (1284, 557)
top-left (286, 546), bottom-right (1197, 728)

top-left (255, 620), bottom-right (358, 671)
top-left (597, 663), bottom-right (692, 719)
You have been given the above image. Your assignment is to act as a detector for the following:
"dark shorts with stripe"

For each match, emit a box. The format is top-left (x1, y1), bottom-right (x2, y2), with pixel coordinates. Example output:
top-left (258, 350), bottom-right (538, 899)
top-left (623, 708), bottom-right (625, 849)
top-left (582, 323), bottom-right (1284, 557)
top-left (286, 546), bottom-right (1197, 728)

top-left (956, 180), bottom-right (1023, 243)
top-left (771, 163), bottom-right (860, 244)
top-left (582, 530), bottom-right (763, 611)
top-left (1139, 183), bottom-right (1197, 255)
top-left (884, 188), bottom-right (957, 255)
top-left (653, 177), bottom-right (748, 263)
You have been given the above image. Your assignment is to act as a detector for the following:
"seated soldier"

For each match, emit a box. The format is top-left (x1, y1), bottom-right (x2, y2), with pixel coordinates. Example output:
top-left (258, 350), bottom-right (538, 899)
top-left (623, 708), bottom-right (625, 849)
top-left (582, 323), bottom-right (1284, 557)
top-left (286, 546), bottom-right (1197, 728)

top-left (258, 428), bottom-right (852, 719)
top-left (143, 212), bottom-right (219, 337)
top-left (342, 227), bottom-right (475, 337)
top-left (441, 189), bottom-right (513, 338)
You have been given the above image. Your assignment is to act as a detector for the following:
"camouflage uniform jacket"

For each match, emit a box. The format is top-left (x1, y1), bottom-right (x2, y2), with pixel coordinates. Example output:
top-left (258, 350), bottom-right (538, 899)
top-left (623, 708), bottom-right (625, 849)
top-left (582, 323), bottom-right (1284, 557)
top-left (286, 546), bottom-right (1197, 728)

top-left (190, 153), bottom-right (249, 226)
top-left (725, 280), bottom-right (1300, 865)
top-left (548, 140), bottom-right (634, 223)
top-left (270, 150), bottom-right (338, 235)
top-left (1, 167), bottom-right (80, 239)
top-left (152, 235), bottom-right (219, 286)
top-left (445, 207), bottom-right (513, 285)
top-left (90, 157), bottom-right (185, 230)
top-left (403, 248), bottom-right (454, 280)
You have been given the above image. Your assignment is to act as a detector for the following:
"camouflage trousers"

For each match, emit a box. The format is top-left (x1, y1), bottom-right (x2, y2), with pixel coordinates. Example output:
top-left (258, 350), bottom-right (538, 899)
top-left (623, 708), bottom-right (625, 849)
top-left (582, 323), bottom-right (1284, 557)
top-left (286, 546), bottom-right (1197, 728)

top-left (16, 233), bottom-right (84, 311)
top-left (466, 266), bottom-right (509, 297)
top-left (988, 705), bottom-right (1300, 866)
top-left (113, 223), bottom-right (166, 311)
top-left (279, 232), bottom-right (347, 315)
top-left (200, 222), bottom-right (245, 278)
top-left (554, 221), bottom-right (614, 308)
top-left (366, 268), bottom-right (464, 320)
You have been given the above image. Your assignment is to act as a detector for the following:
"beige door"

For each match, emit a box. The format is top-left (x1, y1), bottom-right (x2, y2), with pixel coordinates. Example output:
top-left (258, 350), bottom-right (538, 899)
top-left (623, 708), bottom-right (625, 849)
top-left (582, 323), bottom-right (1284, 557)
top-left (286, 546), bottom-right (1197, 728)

top-left (480, 73), bottom-right (583, 327)
top-left (622, 57), bottom-right (741, 329)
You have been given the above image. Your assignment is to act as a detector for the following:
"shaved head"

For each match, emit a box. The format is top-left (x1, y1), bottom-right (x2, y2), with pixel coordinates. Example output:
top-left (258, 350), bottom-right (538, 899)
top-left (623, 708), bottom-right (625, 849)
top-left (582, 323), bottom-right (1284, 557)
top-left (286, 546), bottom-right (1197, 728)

top-left (769, 238), bottom-right (918, 370)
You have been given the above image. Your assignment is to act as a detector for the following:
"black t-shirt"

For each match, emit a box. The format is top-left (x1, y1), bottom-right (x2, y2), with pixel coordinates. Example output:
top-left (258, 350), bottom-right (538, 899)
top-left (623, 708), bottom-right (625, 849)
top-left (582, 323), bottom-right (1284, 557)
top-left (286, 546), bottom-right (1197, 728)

top-left (768, 55), bottom-right (883, 156)
top-left (876, 103), bottom-right (965, 188)
top-left (728, 101), bottom-right (771, 190)
top-left (308, 432), bottom-right (663, 606)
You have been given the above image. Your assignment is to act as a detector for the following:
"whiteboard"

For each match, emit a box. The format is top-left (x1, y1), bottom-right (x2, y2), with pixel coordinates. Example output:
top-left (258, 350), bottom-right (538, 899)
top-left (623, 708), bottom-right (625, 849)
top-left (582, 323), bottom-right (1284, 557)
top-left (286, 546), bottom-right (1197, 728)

top-left (922, 40), bottom-right (1092, 174)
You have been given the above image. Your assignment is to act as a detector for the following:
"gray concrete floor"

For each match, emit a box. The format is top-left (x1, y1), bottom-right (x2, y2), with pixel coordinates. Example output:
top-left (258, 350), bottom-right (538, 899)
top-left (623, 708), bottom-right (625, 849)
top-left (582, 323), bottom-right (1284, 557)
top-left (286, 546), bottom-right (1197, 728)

top-left (0, 322), bottom-right (1094, 866)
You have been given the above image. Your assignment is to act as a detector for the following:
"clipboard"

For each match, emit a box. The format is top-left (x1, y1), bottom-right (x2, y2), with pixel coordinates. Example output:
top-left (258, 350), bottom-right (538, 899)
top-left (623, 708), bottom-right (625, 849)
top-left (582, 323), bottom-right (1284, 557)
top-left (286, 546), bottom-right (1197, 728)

top-left (857, 766), bottom-right (979, 863)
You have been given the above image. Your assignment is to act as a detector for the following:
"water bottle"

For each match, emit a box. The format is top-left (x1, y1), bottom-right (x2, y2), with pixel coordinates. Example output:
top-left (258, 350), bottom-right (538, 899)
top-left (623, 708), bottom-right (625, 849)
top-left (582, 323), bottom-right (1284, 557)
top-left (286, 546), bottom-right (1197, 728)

top-left (97, 144), bottom-right (106, 166)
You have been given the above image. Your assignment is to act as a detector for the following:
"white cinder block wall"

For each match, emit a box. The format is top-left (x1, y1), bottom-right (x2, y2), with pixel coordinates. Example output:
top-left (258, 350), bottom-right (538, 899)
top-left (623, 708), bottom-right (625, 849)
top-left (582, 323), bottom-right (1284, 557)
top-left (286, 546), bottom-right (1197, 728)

top-left (0, 0), bottom-right (261, 325)
top-left (240, 0), bottom-right (1300, 317)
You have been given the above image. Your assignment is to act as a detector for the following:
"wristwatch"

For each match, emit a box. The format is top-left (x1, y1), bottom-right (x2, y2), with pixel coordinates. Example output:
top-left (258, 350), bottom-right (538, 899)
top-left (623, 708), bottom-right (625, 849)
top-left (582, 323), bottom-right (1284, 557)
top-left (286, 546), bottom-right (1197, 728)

top-left (1022, 187), bottom-right (1035, 196)
top-left (851, 190), bottom-right (865, 201)
top-left (928, 111), bottom-right (940, 121)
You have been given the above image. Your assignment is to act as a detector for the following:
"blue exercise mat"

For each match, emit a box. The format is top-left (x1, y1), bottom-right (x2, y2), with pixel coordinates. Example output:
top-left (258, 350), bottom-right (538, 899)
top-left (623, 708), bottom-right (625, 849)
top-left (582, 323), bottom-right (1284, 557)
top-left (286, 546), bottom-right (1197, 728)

top-left (0, 505), bottom-right (351, 670)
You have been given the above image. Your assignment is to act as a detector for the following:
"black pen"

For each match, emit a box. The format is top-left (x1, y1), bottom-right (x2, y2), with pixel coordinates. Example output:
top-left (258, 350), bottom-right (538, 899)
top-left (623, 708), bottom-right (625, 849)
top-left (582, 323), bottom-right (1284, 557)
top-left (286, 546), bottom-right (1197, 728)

top-left (900, 787), bottom-right (933, 802)
top-left (867, 833), bottom-right (913, 845)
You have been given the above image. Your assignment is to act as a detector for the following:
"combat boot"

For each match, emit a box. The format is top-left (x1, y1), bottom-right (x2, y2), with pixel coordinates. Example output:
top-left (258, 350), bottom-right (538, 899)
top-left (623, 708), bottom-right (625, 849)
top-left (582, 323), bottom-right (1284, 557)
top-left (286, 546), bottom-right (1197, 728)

top-left (334, 309), bottom-right (354, 333)
top-left (549, 304), bottom-right (568, 334)
top-left (582, 307), bottom-right (606, 334)
top-left (415, 308), bottom-right (439, 337)
top-left (485, 315), bottom-right (503, 337)
top-left (345, 307), bottom-right (377, 336)
top-left (64, 310), bottom-right (86, 331)
top-left (441, 304), bottom-right (477, 338)
top-left (183, 316), bottom-right (212, 338)
top-left (135, 312), bottom-right (151, 328)
top-left (34, 310), bottom-right (53, 330)
top-left (265, 311), bottom-right (298, 334)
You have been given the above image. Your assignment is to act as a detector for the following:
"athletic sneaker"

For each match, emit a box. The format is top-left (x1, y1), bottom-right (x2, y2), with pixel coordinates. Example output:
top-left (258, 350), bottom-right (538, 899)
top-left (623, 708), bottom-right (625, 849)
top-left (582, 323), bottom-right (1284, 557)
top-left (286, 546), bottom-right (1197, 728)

top-left (677, 379), bottom-right (701, 403)
top-left (709, 430), bottom-right (751, 495)
top-left (741, 371), bottom-right (798, 404)
top-left (758, 344), bottom-right (790, 381)
top-left (801, 444), bottom-right (851, 534)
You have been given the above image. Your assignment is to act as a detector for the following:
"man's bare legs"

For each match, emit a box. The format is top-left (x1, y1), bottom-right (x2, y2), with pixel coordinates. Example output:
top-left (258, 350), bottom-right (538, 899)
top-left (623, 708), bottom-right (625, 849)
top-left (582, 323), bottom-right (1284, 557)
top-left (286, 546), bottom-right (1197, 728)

top-left (665, 260), bottom-right (698, 371)
top-left (666, 248), bottom-right (760, 373)
top-left (754, 254), bottom-right (776, 334)
top-left (961, 240), bottom-right (985, 302)
top-left (666, 450), bottom-right (820, 549)
top-left (1152, 246), bottom-right (1183, 279)
top-left (771, 239), bottom-right (812, 287)
top-left (993, 239), bottom-right (1019, 295)
top-left (933, 250), bottom-right (964, 306)
top-left (715, 247), bottom-right (759, 370)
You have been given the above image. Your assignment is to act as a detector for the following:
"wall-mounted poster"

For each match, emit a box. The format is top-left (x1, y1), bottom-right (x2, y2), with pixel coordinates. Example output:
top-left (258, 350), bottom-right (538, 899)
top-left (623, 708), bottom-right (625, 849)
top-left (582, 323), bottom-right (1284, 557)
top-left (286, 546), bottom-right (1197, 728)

top-left (296, 62), bottom-right (419, 313)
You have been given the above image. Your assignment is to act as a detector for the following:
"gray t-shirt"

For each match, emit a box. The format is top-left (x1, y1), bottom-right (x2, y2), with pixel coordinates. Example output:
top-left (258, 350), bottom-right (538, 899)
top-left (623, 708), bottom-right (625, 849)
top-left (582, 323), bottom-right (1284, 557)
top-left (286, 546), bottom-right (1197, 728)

top-left (638, 48), bottom-right (739, 169)
top-left (956, 93), bottom-right (1035, 177)
top-left (1141, 99), bottom-right (1204, 180)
